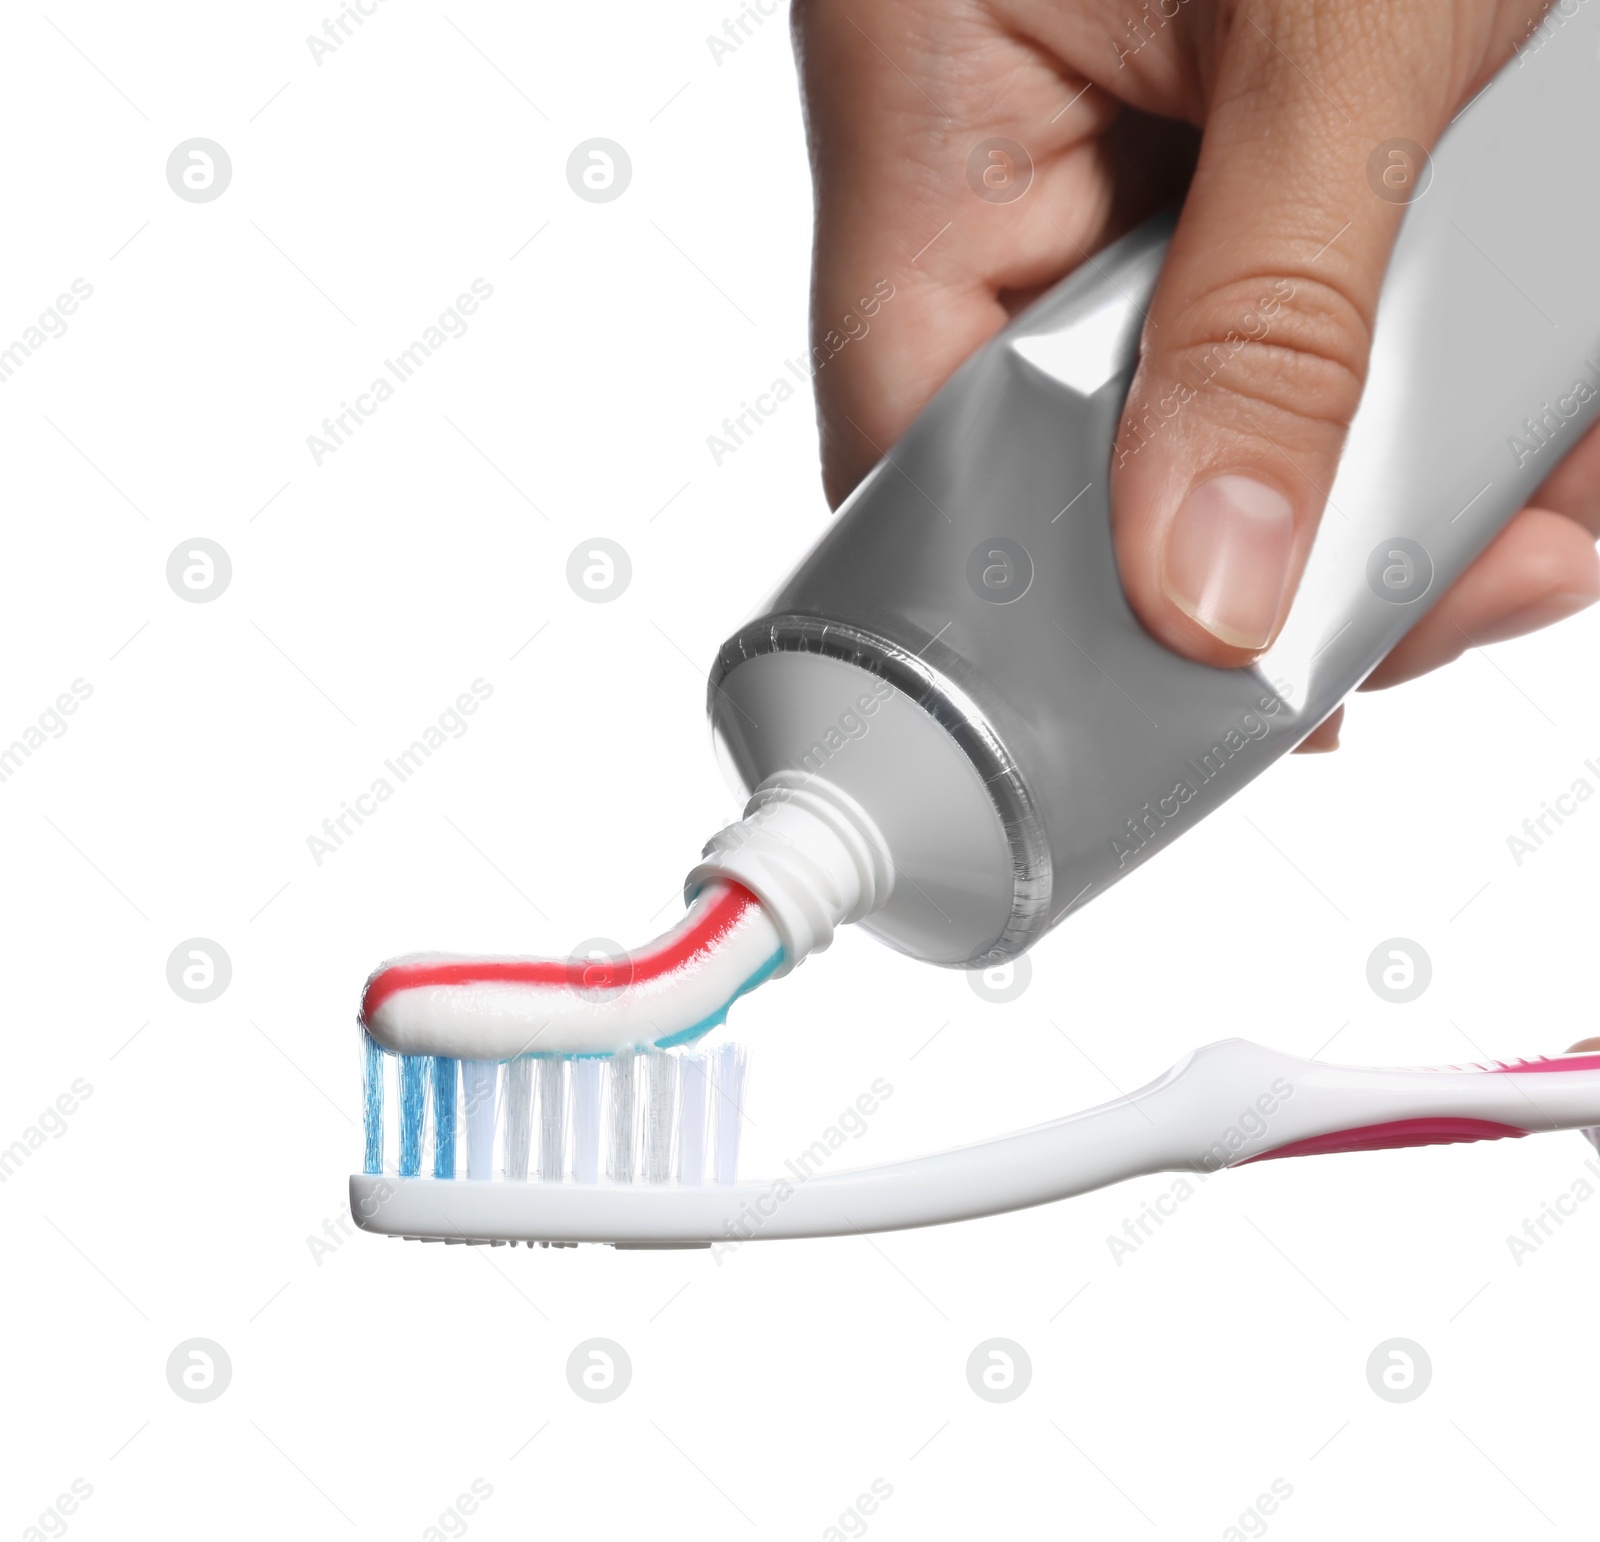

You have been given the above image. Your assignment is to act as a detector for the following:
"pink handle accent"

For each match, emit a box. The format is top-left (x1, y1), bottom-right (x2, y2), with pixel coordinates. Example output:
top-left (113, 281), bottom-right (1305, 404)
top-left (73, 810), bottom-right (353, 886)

top-left (1239, 1117), bottom-right (1528, 1165)
top-left (1485, 1053), bottom-right (1600, 1075)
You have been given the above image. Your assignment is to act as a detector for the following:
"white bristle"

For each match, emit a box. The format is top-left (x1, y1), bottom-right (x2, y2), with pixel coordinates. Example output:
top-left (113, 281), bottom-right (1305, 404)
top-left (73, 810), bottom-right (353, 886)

top-left (607, 1050), bottom-right (638, 1183)
top-left (643, 1052), bottom-right (678, 1183)
top-left (677, 1052), bottom-right (710, 1185)
top-left (463, 1060), bottom-right (498, 1180)
top-left (571, 1058), bottom-right (603, 1183)
top-left (538, 1058), bottom-right (568, 1181)
top-left (712, 1042), bottom-right (748, 1185)
top-left (502, 1058), bottom-right (533, 1180)
top-left (380, 1043), bottom-right (750, 1191)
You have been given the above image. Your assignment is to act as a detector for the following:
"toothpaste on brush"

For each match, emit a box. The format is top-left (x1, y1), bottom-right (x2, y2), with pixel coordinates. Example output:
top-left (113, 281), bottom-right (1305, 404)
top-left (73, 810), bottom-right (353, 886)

top-left (360, 881), bottom-right (785, 1059)
top-left (361, 777), bottom-right (895, 1060)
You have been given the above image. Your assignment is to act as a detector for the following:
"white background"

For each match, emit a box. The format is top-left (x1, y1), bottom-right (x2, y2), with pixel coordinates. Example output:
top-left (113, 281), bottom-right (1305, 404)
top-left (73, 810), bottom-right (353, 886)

top-left (3, 4), bottom-right (1599, 1539)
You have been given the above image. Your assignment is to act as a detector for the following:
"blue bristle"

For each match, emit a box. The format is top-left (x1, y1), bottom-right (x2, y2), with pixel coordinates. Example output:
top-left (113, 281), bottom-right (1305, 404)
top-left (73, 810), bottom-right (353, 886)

top-left (362, 1032), bottom-right (384, 1175)
top-left (399, 1055), bottom-right (428, 1178)
top-left (432, 1056), bottom-right (458, 1178)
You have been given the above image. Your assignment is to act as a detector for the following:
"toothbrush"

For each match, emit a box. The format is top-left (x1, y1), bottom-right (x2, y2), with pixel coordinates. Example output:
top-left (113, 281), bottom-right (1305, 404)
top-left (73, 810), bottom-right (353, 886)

top-left (350, 1041), bottom-right (1600, 1247)
top-left (352, 9), bottom-right (1600, 1241)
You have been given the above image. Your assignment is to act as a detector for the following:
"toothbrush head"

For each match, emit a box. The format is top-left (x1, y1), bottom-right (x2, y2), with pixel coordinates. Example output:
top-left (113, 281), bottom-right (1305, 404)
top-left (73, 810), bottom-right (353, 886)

top-left (354, 1039), bottom-right (748, 1248)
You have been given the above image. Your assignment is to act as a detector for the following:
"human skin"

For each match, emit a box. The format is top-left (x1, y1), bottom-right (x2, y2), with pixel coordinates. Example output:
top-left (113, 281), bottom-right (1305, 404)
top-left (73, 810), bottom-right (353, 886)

top-left (791, 0), bottom-right (1600, 750)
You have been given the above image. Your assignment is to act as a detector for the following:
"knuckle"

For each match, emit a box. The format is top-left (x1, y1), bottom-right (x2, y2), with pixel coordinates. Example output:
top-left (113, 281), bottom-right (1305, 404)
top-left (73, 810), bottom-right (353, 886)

top-left (1159, 272), bottom-right (1371, 433)
top-left (1232, 0), bottom-right (1409, 82)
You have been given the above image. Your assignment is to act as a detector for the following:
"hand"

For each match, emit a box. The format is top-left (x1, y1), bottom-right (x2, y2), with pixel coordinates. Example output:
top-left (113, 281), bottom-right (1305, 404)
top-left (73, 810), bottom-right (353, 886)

top-left (793, 0), bottom-right (1600, 750)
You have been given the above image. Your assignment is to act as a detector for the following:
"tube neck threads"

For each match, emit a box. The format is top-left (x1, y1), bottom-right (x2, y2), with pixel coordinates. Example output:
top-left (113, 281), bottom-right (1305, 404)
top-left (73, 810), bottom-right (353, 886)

top-left (685, 771), bottom-right (893, 976)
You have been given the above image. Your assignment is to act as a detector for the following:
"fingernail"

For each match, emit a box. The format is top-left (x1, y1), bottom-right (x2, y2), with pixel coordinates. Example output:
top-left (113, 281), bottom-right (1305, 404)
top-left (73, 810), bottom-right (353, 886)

top-left (1296, 715), bottom-right (1342, 754)
top-left (1162, 475), bottom-right (1296, 651)
top-left (1470, 590), bottom-right (1598, 646)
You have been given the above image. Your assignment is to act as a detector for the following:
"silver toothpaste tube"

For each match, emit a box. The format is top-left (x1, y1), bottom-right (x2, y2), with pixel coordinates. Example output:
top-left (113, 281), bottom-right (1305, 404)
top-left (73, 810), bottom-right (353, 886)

top-left (693, 8), bottom-right (1600, 973)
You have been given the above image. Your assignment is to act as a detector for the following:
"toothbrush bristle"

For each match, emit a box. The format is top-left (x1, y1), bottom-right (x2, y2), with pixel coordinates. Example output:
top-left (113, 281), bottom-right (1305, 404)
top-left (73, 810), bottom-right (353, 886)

top-left (572, 1059), bottom-right (603, 1183)
top-left (399, 1054), bottom-right (428, 1178)
top-left (678, 1052), bottom-right (710, 1185)
top-left (607, 1049), bottom-right (638, 1183)
top-left (463, 1060), bottom-right (497, 1180)
top-left (363, 1037), bottom-right (749, 1194)
top-left (538, 1058), bottom-right (569, 1181)
top-left (502, 1058), bottom-right (533, 1181)
top-left (362, 1031), bottom-right (384, 1176)
top-left (643, 1053), bottom-right (679, 1183)
top-left (712, 1042), bottom-right (748, 1185)
top-left (432, 1057), bottom-right (457, 1179)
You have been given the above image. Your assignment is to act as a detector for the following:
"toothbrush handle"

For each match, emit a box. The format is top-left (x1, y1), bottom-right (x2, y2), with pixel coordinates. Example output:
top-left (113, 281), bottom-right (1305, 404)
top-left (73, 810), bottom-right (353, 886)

top-left (1179, 1046), bottom-right (1600, 1171)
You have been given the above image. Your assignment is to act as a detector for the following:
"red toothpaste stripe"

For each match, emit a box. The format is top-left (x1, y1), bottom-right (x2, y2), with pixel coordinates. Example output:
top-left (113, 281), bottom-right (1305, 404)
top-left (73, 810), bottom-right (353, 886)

top-left (361, 882), bottom-right (759, 1021)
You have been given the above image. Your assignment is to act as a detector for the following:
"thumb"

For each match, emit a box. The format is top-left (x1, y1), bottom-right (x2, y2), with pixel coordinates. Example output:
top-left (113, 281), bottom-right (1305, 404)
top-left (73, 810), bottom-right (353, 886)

top-left (1110, 6), bottom-right (1465, 664)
